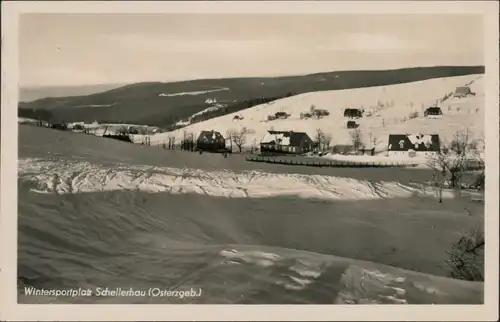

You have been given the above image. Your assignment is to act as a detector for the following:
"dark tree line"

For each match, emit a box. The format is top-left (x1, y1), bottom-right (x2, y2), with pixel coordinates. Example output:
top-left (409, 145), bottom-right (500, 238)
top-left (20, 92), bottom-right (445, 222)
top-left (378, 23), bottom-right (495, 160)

top-left (18, 108), bottom-right (54, 122)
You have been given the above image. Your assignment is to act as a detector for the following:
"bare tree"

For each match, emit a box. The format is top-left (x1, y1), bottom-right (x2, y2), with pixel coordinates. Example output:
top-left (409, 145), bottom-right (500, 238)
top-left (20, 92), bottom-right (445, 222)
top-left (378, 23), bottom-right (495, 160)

top-left (102, 125), bottom-right (109, 136)
top-left (225, 130), bottom-right (233, 152)
top-left (369, 133), bottom-right (380, 150)
top-left (323, 133), bottom-right (333, 151)
top-left (445, 223), bottom-right (484, 281)
top-left (314, 128), bottom-right (333, 152)
top-left (251, 138), bottom-right (258, 154)
top-left (228, 127), bottom-right (249, 153)
top-left (430, 169), bottom-right (446, 203)
top-left (168, 135), bottom-right (176, 150)
top-left (314, 128), bottom-right (324, 151)
top-left (427, 129), bottom-right (483, 201)
top-left (349, 128), bottom-right (364, 152)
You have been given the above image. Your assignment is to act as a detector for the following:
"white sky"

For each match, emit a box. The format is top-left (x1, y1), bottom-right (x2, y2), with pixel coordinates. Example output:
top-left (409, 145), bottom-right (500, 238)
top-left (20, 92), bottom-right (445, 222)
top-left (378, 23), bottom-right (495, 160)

top-left (19, 14), bottom-right (484, 87)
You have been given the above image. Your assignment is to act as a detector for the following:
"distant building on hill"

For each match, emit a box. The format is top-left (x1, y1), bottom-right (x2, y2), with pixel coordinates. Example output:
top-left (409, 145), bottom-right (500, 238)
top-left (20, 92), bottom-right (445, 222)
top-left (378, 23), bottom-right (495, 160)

top-left (346, 120), bottom-right (359, 129)
top-left (387, 133), bottom-right (440, 157)
top-left (50, 123), bottom-right (68, 131)
top-left (260, 130), bottom-right (313, 155)
top-left (274, 111), bottom-right (290, 119)
top-left (343, 108), bottom-right (363, 119)
top-left (453, 86), bottom-right (475, 98)
top-left (424, 106), bottom-right (443, 118)
top-left (196, 130), bottom-right (226, 153)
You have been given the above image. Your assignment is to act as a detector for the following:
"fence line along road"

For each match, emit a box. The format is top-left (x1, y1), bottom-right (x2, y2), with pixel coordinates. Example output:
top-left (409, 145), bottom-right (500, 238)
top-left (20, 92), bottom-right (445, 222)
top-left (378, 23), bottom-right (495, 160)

top-left (244, 155), bottom-right (418, 168)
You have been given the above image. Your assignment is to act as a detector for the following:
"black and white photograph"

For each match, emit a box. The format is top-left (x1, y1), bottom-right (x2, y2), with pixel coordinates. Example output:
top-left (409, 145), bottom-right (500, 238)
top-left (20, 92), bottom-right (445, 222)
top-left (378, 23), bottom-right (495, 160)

top-left (1, 1), bottom-right (499, 321)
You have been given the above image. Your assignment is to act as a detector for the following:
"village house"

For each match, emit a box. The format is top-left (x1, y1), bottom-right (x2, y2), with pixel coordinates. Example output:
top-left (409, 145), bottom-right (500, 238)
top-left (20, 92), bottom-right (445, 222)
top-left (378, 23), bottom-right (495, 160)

top-left (359, 147), bottom-right (376, 156)
top-left (196, 130), bottom-right (226, 153)
top-left (343, 108), bottom-right (363, 119)
top-left (453, 86), bottom-right (475, 98)
top-left (50, 123), bottom-right (68, 131)
top-left (387, 133), bottom-right (440, 157)
top-left (260, 130), bottom-right (313, 155)
top-left (274, 111), bottom-right (290, 119)
top-left (346, 120), bottom-right (359, 129)
top-left (424, 106), bottom-right (443, 118)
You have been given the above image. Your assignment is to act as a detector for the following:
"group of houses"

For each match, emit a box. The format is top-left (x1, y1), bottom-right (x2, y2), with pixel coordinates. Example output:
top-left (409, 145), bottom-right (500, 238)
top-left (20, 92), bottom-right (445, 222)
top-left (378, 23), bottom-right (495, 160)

top-left (189, 127), bottom-right (442, 158)
top-left (162, 83), bottom-right (476, 155)
top-left (33, 85), bottom-right (471, 159)
top-left (188, 84), bottom-right (475, 155)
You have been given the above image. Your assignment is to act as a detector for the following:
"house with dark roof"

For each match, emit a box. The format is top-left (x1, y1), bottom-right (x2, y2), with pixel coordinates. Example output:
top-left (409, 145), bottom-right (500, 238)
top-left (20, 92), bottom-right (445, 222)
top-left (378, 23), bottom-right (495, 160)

top-left (453, 86), bottom-right (475, 98)
top-left (424, 106), bottom-right (443, 118)
top-left (274, 111), bottom-right (290, 119)
top-left (346, 120), bottom-right (359, 129)
top-left (343, 108), bottom-right (363, 119)
top-left (50, 123), bottom-right (68, 131)
top-left (260, 130), bottom-right (313, 155)
top-left (387, 134), bottom-right (440, 157)
top-left (196, 130), bottom-right (227, 153)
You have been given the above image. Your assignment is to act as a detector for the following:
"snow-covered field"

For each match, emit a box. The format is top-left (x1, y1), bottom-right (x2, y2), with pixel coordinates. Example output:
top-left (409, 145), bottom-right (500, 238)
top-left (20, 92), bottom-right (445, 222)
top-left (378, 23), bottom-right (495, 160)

top-left (64, 122), bottom-right (162, 136)
top-left (18, 117), bottom-right (40, 124)
top-left (16, 120), bottom-right (485, 305)
top-left (158, 87), bottom-right (229, 97)
top-left (71, 103), bottom-right (118, 108)
top-left (144, 75), bottom-right (484, 150)
top-left (19, 157), bottom-right (459, 201)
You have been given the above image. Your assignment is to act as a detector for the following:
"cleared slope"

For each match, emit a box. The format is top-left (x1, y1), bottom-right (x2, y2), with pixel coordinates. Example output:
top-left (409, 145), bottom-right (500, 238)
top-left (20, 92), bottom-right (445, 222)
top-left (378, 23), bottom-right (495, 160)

top-left (147, 75), bottom-right (484, 149)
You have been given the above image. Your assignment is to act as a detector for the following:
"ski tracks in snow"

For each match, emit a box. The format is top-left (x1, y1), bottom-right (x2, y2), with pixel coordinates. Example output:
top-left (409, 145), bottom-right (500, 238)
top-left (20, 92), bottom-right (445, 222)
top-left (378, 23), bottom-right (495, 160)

top-left (19, 157), bottom-right (437, 201)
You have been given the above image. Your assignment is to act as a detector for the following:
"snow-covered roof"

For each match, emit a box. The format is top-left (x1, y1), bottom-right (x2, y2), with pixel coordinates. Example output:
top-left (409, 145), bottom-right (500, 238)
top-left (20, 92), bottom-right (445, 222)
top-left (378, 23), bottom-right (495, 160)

top-left (407, 134), bottom-right (433, 146)
top-left (261, 132), bottom-right (291, 145)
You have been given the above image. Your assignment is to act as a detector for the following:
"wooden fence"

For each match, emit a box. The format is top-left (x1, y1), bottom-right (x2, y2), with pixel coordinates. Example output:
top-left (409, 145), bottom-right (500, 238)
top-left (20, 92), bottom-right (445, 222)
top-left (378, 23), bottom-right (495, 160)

top-left (244, 155), bottom-right (418, 168)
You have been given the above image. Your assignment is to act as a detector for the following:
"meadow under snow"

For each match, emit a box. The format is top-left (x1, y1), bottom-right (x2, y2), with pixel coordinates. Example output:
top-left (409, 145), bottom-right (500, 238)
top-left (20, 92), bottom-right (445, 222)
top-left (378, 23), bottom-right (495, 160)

top-left (19, 156), bottom-right (463, 202)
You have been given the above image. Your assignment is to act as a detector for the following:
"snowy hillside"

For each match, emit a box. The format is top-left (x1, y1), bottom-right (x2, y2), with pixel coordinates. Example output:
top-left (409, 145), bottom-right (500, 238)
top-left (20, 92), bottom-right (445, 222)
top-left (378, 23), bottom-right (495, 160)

top-left (144, 75), bottom-right (484, 149)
